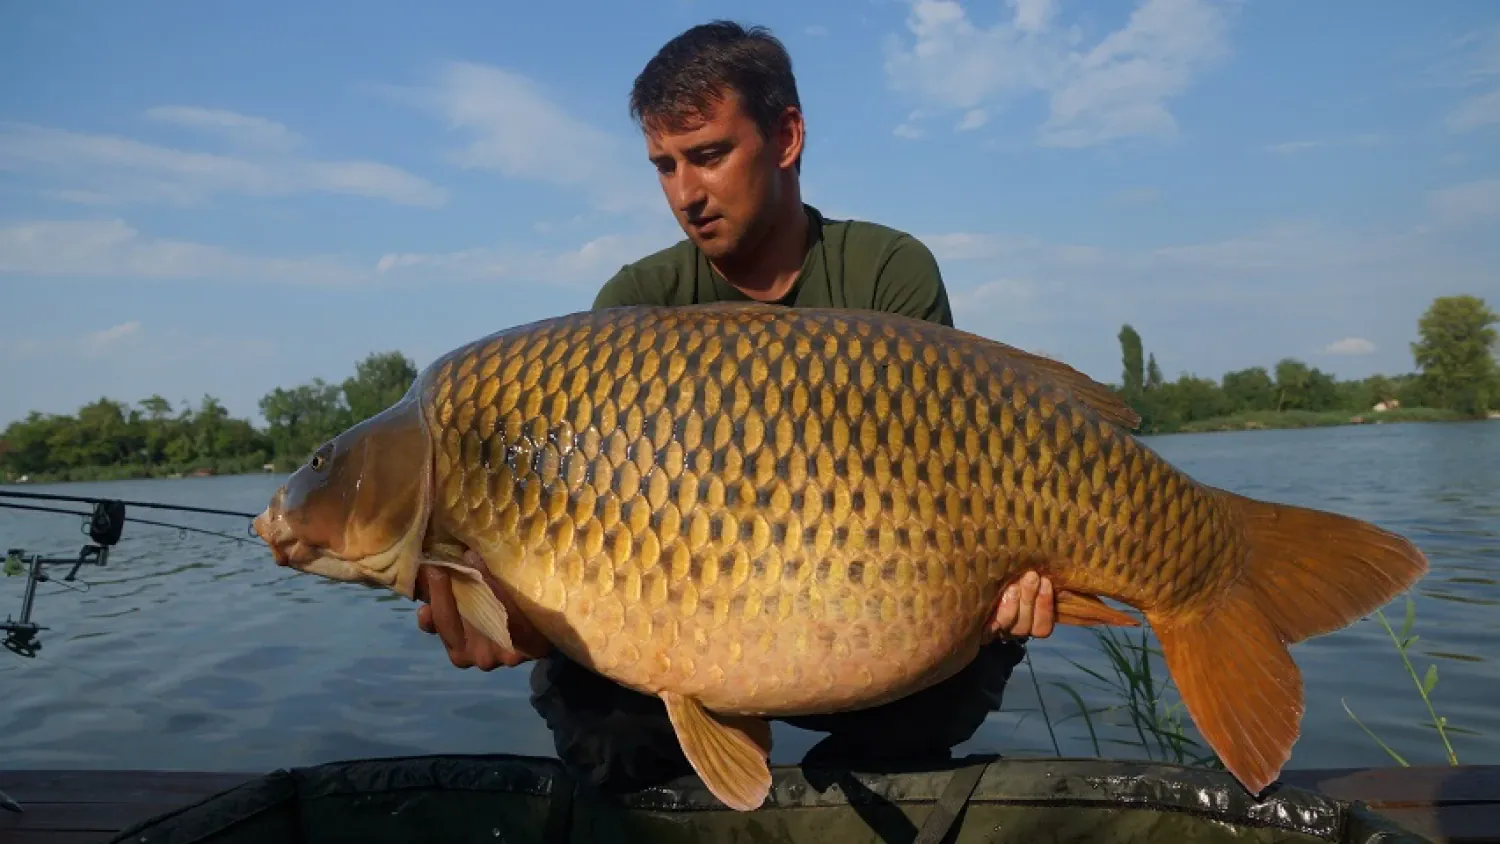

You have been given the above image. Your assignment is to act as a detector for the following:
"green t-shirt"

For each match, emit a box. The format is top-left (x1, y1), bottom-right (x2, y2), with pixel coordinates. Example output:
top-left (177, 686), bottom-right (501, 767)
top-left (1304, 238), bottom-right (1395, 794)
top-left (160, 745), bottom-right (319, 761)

top-left (591, 205), bottom-right (954, 328)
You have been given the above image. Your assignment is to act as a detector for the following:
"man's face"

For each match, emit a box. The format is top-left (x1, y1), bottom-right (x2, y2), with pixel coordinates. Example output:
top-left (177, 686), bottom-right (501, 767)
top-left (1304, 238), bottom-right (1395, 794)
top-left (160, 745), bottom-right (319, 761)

top-left (643, 90), bottom-right (801, 263)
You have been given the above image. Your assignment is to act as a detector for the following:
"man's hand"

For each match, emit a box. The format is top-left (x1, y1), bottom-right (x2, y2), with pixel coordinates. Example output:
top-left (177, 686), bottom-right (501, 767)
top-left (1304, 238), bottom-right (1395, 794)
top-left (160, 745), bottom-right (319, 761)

top-left (988, 570), bottom-right (1056, 640)
top-left (414, 562), bottom-right (551, 670)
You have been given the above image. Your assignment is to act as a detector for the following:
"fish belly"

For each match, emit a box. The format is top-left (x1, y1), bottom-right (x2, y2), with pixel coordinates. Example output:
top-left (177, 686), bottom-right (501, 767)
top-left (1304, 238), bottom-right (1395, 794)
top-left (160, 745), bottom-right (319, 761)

top-left (506, 552), bottom-right (1007, 715)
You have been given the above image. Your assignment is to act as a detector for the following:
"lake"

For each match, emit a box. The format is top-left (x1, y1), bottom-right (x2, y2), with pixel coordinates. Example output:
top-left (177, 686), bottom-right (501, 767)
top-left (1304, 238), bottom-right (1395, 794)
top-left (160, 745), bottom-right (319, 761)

top-left (2, 421), bottom-right (1496, 776)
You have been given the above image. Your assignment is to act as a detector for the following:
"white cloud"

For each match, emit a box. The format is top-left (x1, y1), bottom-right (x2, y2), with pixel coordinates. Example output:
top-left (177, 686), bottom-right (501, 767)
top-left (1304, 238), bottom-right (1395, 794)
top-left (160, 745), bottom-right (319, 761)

top-left (1446, 89), bottom-right (1500, 132)
top-left (144, 106), bottom-right (303, 151)
top-left (951, 278), bottom-right (1035, 312)
top-left (1427, 178), bottom-right (1500, 226)
top-left (0, 219), bottom-right (365, 285)
top-left (1011, 0), bottom-right (1056, 34)
top-left (0, 217), bottom-right (679, 291)
top-left (374, 227), bottom-right (680, 288)
top-left (922, 202), bottom-right (1495, 385)
top-left (894, 121), bottom-right (926, 139)
top-left (956, 108), bottom-right (989, 131)
top-left (1263, 133), bottom-right (1386, 156)
top-left (0, 119), bottom-right (446, 207)
top-left (82, 320), bottom-right (142, 356)
top-left (1323, 337), bottom-right (1375, 356)
top-left (926, 178), bottom-right (1497, 320)
top-left (402, 62), bottom-right (655, 214)
top-left (1436, 26), bottom-right (1500, 133)
top-left (884, 0), bottom-right (1231, 147)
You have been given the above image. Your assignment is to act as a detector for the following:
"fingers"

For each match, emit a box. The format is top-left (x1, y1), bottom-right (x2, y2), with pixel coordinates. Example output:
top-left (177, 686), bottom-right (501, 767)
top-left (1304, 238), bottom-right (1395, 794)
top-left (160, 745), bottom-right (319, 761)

top-left (989, 571), bottom-right (1057, 639)
top-left (1012, 571), bottom-right (1037, 637)
top-left (415, 559), bottom-right (547, 671)
top-left (420, 567), bottom-right (476, 669)
top-left (990, 582), bottom-right (1019, 635)
top-left (466, 550), bottom-right (554, 663)
top-left (1032, 576), bottom-right (1056, 639)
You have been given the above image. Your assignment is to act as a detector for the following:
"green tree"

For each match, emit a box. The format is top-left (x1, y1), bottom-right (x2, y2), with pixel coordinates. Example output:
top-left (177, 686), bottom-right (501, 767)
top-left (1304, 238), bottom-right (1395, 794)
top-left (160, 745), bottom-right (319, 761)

top-left (1273, 359), bottom-right (1339, 411)
top-left (1221, 367), bottom-right (1276, 413)
top-left (1145, 354), bottom-right (1163, 391)
top-left (138, 395), bottom-right (175, 466)
top-left (1118, 325), bottom-right (1144, 401)
top-left (1411, 294), bottom-right (1499, 416)
top-left (1171, 374), bottom-right (1230, 423)
top-left (139, 395), bottom-right (173, 421)
top-left (343, 350), bottom-right (419, 422)
top-left (259, 379), bottom-right (351, 468)
top-left (0, 412), bottom-right (68, 475)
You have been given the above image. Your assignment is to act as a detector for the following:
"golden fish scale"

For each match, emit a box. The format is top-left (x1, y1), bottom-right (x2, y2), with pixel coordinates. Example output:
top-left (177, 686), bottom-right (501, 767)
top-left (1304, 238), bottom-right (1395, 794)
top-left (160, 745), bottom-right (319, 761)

top-left (420, 306), bottom-right (1239, 715)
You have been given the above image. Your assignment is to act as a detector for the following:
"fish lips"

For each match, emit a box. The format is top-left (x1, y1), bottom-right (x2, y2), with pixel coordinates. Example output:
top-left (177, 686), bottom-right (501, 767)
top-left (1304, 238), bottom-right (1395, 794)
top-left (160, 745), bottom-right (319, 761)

top-left (253, 492), bottom-right (321, 570)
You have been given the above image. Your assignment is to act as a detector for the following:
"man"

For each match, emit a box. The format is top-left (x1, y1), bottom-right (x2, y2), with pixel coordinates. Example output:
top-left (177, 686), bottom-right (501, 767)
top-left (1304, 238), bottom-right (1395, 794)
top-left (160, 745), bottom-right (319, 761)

top-left (415, 20), bottom-right (1058, 791)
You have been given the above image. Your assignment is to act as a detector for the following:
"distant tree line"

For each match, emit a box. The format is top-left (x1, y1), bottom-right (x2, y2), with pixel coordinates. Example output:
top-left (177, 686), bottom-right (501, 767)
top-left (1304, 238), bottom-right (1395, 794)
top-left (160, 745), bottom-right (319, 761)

top-left (0, 351), bottom-right (419, 482)
top-left (1111, 294), bottom-right (1497, 434)
top-left (1, 295), bottom-right (1495, 482)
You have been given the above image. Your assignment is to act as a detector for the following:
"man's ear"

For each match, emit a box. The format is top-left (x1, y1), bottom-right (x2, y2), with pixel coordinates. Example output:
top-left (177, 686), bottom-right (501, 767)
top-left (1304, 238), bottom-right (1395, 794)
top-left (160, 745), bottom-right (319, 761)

top-left (776, 106), bottom-right (805, 171)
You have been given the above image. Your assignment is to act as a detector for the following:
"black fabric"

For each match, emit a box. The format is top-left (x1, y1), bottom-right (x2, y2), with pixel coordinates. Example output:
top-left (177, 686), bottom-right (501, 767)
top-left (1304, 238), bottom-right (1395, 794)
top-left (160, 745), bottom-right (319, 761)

top-left (108, 753), bottom-right (1432, 844)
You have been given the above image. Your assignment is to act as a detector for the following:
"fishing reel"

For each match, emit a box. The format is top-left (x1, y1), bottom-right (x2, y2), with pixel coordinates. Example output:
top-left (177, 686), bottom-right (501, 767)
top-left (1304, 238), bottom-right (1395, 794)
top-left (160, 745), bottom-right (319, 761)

top-left (1, 499), bottom-right (121, 658)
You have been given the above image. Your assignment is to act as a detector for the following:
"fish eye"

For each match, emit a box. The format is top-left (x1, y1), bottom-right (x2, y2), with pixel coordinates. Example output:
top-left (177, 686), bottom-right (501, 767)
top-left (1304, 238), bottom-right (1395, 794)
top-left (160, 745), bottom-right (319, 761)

top-left (309, 444), bottom-right (333, 471)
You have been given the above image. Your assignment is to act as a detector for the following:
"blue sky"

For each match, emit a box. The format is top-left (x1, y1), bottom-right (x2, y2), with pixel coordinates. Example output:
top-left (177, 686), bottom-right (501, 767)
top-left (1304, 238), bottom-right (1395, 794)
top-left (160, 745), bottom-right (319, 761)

top-left (2, 0), bottom-right (1496, 427)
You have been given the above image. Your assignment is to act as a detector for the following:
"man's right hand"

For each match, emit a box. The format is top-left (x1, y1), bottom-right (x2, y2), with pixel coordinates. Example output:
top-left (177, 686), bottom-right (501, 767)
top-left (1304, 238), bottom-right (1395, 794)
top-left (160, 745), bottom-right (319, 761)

top-left (414, 563), bottom-right (550, 670)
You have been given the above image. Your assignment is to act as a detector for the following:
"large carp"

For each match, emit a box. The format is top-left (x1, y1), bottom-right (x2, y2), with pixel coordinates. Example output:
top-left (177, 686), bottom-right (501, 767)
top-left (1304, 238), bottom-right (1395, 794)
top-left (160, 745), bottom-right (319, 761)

top-left (253, 304), bottom-right (1427, 811)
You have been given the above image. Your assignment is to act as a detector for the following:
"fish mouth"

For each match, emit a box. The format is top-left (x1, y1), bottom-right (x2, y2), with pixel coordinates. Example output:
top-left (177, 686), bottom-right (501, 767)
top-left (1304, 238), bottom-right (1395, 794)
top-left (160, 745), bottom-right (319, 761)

top-left (252, 486), bottom-right (324, 570)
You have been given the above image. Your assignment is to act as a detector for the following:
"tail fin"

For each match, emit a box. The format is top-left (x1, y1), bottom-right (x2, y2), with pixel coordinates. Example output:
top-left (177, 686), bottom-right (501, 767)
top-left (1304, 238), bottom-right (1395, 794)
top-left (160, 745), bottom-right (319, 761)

top-left (1151, 490), bottom-right (1428, 796)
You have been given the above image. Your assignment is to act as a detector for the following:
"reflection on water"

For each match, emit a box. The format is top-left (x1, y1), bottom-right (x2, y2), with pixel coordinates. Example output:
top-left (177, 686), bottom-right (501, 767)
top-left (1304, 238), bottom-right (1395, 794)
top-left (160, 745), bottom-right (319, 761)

top-left (1, 421), bottom-right (1496, 773)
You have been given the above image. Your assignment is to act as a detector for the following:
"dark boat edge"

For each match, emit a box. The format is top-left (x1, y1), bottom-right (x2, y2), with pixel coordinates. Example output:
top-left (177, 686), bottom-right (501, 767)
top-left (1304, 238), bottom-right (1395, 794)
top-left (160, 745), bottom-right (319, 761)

top-left (2, 756), bottom-right (1496, 844)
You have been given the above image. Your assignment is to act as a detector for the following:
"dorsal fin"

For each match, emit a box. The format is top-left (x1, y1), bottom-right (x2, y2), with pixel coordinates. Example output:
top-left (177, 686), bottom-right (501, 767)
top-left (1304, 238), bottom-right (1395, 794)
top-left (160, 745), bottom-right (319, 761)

top-left (988, 340), bottom-right (1142, 431)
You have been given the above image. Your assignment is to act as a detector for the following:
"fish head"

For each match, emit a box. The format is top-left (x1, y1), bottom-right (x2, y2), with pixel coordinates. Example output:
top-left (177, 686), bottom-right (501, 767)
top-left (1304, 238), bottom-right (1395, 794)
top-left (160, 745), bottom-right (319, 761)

top-left (253, 394), bottom-right (434, 599)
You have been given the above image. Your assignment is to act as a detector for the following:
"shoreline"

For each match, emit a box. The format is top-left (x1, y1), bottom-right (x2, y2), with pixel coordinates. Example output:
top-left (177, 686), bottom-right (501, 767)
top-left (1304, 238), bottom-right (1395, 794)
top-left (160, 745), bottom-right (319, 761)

top-left (1140, 407), bottom-right (1472, 437)
top-left (2, 412), bottom-right (1482, 485)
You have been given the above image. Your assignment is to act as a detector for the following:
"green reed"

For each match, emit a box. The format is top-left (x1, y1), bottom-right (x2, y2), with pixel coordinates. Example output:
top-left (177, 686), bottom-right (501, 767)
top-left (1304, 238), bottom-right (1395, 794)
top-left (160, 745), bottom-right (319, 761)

top-left (1040, 621), bottom-right (1222, 770)
top-left (1035, 592), bottom-right (1459, 770)
top-left (1342, 593), bottom-right (1461, 767)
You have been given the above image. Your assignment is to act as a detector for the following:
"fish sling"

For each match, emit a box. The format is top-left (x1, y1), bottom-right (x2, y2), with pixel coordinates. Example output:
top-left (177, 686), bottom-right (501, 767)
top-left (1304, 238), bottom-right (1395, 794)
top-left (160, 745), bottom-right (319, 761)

top-left (252, 304), bottom-right (1428, 812)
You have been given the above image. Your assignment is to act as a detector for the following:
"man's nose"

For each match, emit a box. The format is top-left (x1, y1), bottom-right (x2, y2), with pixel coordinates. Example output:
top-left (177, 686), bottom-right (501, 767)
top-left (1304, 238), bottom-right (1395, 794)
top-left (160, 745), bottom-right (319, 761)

top-left (669, 168), bottom-right (706, 213)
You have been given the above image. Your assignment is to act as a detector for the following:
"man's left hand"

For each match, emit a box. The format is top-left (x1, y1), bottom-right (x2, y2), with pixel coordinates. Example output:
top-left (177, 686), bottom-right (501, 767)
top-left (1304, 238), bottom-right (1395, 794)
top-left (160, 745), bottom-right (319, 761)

top-left (988, 570), bottom-right (1056, 640)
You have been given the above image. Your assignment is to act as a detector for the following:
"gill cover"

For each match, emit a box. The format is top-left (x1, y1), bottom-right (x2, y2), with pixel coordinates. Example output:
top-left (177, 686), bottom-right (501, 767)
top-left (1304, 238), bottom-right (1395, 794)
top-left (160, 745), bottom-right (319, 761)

top-left (266, 393), bottom-right (434, 596)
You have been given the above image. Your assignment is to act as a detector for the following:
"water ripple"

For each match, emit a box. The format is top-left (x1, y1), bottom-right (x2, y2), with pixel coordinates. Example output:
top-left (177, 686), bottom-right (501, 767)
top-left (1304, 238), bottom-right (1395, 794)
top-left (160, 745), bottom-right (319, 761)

top-left (2, 423), bottom-right (1497, 772)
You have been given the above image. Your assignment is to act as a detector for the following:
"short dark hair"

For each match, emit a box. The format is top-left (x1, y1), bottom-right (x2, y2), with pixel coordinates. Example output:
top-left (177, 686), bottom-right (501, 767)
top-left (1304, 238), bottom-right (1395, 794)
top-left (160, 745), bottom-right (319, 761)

top-left (630, 21), bottom-right (801, 147)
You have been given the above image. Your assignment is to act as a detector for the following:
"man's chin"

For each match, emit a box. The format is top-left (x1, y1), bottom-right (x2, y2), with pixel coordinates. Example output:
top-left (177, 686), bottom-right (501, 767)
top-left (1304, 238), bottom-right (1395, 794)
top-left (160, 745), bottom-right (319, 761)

top-left (691, 234), bottom-right (736, 261)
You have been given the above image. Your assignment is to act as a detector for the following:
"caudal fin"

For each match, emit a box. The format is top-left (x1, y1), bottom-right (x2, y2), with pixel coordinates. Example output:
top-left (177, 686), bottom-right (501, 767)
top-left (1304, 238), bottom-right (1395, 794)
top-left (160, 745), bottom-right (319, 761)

top-left (1152, 490), bottom-right (1428, 796)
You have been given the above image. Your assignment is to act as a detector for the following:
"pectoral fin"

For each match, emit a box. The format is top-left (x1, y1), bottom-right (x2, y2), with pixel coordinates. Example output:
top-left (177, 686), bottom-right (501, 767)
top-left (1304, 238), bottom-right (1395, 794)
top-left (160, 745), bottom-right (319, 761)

top-left (420, 559), bottom-right (516, 654)
top-left (660, 691), bottom-right (772, 812)
top-left (1056, 590), bottom-right (1141, 628)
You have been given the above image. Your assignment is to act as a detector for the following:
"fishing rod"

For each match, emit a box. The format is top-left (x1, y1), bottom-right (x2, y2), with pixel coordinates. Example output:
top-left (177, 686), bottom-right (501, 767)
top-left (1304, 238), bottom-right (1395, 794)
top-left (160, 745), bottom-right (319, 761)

top-left (1, 491), bottom-right (262, 659)
top-left (0, 488), bottom-right (257, 520)
top-left (0, 501), bottom-right (258, 544)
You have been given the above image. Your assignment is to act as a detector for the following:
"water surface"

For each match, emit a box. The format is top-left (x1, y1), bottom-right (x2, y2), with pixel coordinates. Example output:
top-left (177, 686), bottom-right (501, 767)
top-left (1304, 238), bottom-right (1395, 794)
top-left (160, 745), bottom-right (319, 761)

top-left (2, 421), bottom-right (1495, 773)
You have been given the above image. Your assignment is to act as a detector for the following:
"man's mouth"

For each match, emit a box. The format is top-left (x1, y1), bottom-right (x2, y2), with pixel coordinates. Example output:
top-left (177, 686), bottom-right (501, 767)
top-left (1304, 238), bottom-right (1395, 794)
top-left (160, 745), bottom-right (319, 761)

top-left (691, 215), bottom-right (722, 234)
